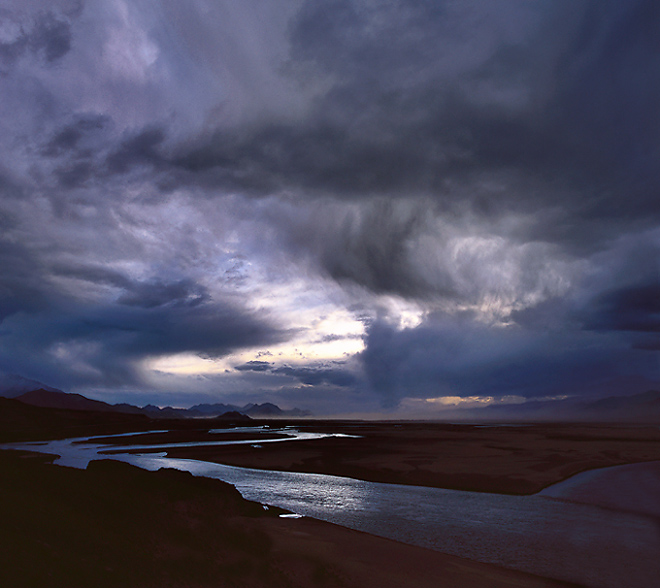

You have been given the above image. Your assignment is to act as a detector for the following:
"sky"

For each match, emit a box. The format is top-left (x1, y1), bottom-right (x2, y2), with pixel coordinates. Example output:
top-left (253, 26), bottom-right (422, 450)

top-left (0, 0), bottom-right (658, 415)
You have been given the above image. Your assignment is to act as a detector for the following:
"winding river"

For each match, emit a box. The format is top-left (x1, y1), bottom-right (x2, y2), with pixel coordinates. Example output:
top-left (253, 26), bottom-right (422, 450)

top-left (3, 428), bottom-right (659, 588)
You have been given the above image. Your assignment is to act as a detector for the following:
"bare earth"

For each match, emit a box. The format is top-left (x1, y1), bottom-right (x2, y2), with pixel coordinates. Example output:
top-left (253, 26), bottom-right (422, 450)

top-left (160, 421), bottom-right (660, 494)
top-left (5, 417), bottom-right (660, 587)
top-left (0, 450), bottom-right (573, 588)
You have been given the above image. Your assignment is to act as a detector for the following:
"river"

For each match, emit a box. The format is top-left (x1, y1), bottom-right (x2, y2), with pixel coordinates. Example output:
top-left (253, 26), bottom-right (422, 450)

top-left (3, 428), bottom-right (659, 588)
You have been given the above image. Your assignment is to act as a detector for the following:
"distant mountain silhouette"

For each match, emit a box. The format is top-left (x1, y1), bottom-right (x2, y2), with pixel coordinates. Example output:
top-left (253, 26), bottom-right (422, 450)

top-left (191, 401), bottom-right (311, 418)
top-left (215, 411), bottom-right (252, 421)
top-left (190, 403), bottom-right (239, 416)
top-left (0, 374), bottom-right (62, 398)
top-left (582, 390), bottom-right (660, 421)
top-left (17, 389), bottom-right (119, 413)
top-left (14, 387), bottom-right (311, 419)
top-left (141, 404), bottom-right (203, 419)
top-left (0, 397), bottom-right (148, 442)
top-left (476, 389), bottom-right (660, 423)
top-left (244, 402), bottom-right (282, 416)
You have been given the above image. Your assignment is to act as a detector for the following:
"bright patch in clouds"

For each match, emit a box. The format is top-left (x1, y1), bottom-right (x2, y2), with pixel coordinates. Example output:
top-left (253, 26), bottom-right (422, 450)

top-left (148, 306), bottom-right (365, 376)
top-left (423, 395), bottom-right (527, 407)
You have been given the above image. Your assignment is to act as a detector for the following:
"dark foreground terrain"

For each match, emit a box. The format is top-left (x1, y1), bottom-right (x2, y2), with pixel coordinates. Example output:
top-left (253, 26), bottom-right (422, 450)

top-left (2, 398), bottom-right (658, 586)
top-left (0, 450), bottom-right (574, 588)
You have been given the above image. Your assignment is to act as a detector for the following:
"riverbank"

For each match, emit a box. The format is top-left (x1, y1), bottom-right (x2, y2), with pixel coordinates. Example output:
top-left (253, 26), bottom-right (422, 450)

top-left (157, 421), bottom-right (660, 494)
top-left (3, 404), bottom-right (658, 586)
top-left (0, 450), bottom-right (574, 588)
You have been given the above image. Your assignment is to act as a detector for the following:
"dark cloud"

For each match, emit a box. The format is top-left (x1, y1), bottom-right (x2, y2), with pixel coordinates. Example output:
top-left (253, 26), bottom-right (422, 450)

top-left (0, 297), bottom-right (284, 390)
top-left (0, 238), bottom-right (53, 322)
top-left (44, 121), bottom-right (167, 189)
top-left (117, 279), bottom-right (208, 309)
top-left (0, 31), bottom-right (27, 70)
top-left (165, 1), bottom-right (655, 227)
top-left (119, 0), bottom-right (656, 306)
top-left (42, 116), bottom-right (110, 158)
top-left (235, 360), bottom-right (273, 372)
top-left (30, 12), bottom-right (72, 63)
top-left (38, 116), bottom-right (113, 188)
top-left (583, 283), bottom-right (660, 333)
top-left (272, 365), bottom-right (358, 388)
top-left (0, 243), bottom-right (285, 390)
top-left (50, 262), bottom-right (211, 311)
top-left (1, 1), bottom-right (659, 412)
top-left (282, 0), bottom-right (660, 227)
top-left (106, 127), bottom-right (167, 175)
top-left (170, 7), bottom-right (531, 196)
top-left (7, 0), bottom-right (658, 228)
top-left (98, 302), bottom-right (278, 361)
top-left (315, 200), bottom-right (436, 297)
top-left (508, 297), bottom-right (572, 331)
top-left (234, 359), bottom-right (359, 388)
top-left (632, 337), bottom-right (660, 351)
top-left (316, 333), bottom-right (362, 344)
top-left (0, 9), bottom-right (72, 70)
top-left (50, 263), bottom-right (133, 289)
top-left (47, 266), bottom-right (274, 359)
top-left (54, 160), bottom-right (94, 188)
top-left (360, 315), bottom-right (658, 408)
top-left (0, 174), bottom-right (24, 203)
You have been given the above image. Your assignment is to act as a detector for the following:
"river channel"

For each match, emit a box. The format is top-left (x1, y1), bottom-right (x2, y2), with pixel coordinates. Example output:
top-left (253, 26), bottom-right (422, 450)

top-left (3, 427), bottom-right (659, 588)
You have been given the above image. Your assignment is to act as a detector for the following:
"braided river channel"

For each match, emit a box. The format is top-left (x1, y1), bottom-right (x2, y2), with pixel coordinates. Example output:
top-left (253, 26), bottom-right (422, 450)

top-left (3, 427), bottom-right (659, 588)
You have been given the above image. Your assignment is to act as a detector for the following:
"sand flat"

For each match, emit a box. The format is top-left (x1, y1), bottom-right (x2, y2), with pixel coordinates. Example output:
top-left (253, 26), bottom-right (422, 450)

top-left (163, 422), bottom-right (660, 494)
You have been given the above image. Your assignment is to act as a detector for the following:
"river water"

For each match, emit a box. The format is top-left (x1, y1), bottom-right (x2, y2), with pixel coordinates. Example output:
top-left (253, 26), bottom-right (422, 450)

top-left (3, 428), bottom-right (659, 588)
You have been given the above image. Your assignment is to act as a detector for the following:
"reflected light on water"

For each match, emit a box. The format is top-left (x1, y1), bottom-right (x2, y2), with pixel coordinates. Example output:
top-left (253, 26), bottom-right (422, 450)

top-left (2, 429), bottom-right (659, 588)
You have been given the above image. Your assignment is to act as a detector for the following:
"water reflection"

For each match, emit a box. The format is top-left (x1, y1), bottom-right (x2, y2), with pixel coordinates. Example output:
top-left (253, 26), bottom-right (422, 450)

top-left (99, 429), bottom-right (357, 454)
top-left (3, 430), bottom-right (659, 588)
top-left (121, 451), bottom-right (660, 588)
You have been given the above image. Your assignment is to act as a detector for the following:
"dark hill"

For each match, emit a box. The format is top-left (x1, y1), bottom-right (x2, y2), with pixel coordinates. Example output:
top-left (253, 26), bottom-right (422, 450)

top-left (583, 389), bottom-right (660, 421)
top-left (17, 389), bottom-right (118, 412)
top-left (475, 389), bottom-right (660, 423)
top-left (0, 374), bottom-right (62, 398)
top-left (245, 402), bottom-right (283, 417)
top-left (217, 411), bottom-right (252, 421)
top-left (189, 402), bottom-right (237, 415)
top-left (14, 388), bottom-right (311, 420)
top-left (0, 397), bottom-right (149, 442)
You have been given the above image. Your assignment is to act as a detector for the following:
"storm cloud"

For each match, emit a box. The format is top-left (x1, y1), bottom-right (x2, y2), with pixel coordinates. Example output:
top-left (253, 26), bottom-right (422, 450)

top-left (0, 0), bottom-right (658, 413)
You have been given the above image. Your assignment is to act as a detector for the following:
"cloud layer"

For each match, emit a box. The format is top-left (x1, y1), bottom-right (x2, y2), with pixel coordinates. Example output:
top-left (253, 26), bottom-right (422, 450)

top-left (0, 0), bottom-right (658, 413)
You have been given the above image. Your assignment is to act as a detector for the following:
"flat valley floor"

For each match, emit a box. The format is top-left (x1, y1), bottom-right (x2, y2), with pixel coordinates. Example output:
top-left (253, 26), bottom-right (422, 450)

top-left (4, 419), bottom-right (660, 587)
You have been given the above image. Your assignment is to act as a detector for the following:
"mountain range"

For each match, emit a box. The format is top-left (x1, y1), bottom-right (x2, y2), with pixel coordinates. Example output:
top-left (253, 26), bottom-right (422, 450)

top-left (2, 373), bottom-right (659, 422)
top-left (469, 389), bottom-right (660, 423)
top-left (0, 374), bottom-right (61, 398)
top-left (10, 387), bottom-right (311, 419)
